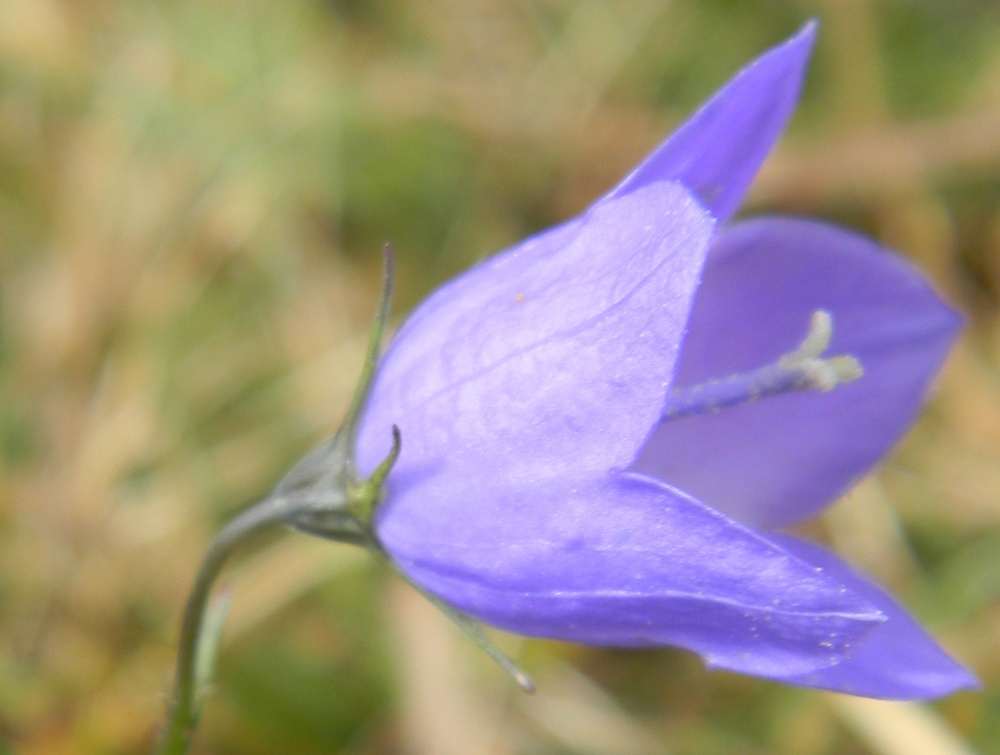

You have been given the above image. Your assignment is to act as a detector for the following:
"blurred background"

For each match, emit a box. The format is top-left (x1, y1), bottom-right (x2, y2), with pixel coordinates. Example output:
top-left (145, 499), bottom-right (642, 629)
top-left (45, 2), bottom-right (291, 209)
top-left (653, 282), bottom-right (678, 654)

top-left (1, 0), bottom-right (998, 752)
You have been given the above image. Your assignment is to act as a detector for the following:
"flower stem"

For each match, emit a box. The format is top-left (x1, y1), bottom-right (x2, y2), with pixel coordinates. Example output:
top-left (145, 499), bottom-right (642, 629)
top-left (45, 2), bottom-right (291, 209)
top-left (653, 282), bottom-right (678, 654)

top-left (156, 496), bottom-right (290, 755)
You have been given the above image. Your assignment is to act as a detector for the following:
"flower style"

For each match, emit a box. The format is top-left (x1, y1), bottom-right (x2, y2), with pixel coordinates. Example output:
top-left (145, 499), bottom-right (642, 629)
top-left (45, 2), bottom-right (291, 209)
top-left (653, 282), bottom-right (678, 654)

top-left (355, 24), bottom-right (977, 699)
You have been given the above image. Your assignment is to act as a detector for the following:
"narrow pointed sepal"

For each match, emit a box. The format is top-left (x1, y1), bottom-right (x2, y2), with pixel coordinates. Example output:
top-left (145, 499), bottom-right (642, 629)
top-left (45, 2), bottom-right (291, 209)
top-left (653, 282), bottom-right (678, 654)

top-left (403, 575), bottom-right (536, 693)
top-left (276, 247), bottom-right (398, 541)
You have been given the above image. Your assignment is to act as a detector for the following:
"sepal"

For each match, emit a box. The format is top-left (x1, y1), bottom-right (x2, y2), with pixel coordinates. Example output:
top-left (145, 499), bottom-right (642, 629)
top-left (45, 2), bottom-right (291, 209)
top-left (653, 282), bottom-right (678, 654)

top-left (273, 246), bottom-right (399, 546)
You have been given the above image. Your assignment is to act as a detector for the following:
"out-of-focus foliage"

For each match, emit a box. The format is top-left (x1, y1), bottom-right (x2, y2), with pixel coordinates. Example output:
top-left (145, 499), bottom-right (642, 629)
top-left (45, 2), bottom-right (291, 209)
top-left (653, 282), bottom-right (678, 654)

top-left (1, 1), bottom-right (998, 753)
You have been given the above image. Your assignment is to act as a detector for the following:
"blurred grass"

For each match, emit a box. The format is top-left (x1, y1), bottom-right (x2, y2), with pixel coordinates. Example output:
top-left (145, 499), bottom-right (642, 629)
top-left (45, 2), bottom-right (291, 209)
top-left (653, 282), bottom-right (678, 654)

top-left (1, 0), bottom-right (999, 752)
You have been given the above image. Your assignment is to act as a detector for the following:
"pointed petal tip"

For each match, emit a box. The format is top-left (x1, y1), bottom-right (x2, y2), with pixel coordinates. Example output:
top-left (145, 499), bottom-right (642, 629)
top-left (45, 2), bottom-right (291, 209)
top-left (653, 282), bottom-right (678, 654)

top-left (770, 538), bottom-right (980, 700)
top-left (934, 664), bottom-right (982, 698)
top-left (943, 299), bottom-right (965, 338)
top-left (824, 649), bottom-right (982, 702)
top-left (746, 19), bottom-right (817, 89)
top-left (793, 19), bottom-right (819, 47)
top-left (604, 24), bottom-right (819, 222)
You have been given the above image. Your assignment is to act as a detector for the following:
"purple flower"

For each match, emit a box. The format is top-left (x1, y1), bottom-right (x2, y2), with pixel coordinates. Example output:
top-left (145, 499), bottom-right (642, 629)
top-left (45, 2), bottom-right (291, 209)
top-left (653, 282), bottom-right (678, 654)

top-left (356, 24), bottom-right (977, 699)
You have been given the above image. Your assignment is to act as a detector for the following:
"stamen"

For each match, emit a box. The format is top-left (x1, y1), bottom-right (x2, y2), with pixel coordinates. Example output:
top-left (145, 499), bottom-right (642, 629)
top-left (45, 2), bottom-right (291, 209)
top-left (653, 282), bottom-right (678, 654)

top-left (662, 310), bottom-right (863, 422)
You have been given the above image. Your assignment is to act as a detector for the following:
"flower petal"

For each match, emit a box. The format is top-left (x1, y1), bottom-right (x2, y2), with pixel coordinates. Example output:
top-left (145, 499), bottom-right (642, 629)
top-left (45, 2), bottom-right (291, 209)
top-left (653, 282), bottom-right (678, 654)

top-left (634, 217), bottom-right (961, 528)
top-left (774, 536), bottom-right (979, 699)
top-left (377, 472), bottom-right (884, 680)
top-left (358, 181), bottom-right (713, 478)
top-left (602, 22), bottom-right (815, 222)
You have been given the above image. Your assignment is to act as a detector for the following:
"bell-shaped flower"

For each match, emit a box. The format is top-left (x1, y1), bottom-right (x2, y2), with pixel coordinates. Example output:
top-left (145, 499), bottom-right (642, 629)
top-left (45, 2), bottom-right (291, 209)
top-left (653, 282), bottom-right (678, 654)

top-left (355, 24), bottom-right (977, 699)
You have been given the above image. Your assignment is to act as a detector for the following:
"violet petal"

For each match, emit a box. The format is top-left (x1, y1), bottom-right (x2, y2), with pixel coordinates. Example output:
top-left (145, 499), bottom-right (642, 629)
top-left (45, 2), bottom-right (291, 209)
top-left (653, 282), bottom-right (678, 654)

top-left (601, 22), bottom-right (815, 222)
top-left (357, 182), bottom-right (713, 478)
top-left (775, 536), bottom-right (979, 699)
top-left (634, 217), bottom-right (961, 529)
top-left (378, 472), bottom-right (884, 680)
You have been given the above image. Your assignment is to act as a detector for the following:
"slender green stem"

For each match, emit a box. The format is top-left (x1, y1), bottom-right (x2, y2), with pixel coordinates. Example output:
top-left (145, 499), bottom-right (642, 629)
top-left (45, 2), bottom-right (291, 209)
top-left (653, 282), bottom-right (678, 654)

top-left (158, 247), bottom-right (397, 752)
top-left (156, 496), bottom-right (289, 755)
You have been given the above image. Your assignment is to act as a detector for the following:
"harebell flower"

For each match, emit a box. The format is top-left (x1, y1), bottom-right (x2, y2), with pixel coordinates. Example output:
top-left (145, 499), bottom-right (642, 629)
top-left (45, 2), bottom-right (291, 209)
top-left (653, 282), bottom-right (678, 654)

top-left (158, 22), bottom-right (976, 755)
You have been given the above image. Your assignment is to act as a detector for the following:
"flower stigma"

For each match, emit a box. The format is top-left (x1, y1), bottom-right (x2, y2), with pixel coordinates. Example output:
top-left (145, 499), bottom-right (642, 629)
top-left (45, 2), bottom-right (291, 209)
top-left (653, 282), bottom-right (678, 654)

top-left (661, 310), bottom-right (864, 422)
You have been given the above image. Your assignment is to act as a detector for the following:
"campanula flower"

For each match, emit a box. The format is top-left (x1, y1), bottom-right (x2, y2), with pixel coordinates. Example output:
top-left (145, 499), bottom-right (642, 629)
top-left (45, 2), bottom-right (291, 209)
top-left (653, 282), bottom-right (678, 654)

top-left (354, 23), bottom-right (977, 699)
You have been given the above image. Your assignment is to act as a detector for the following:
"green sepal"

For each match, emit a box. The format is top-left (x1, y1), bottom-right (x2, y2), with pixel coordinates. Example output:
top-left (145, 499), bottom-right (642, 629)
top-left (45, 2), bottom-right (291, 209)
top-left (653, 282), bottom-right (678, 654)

top-left (402, 573), bottom-right (536, 693)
